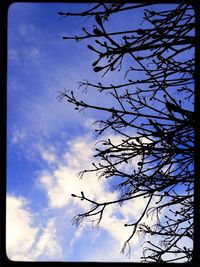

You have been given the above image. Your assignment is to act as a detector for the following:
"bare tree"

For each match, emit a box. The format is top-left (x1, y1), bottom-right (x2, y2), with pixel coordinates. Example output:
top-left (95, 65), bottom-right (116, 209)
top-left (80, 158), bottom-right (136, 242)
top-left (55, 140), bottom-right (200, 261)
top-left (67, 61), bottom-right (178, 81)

top-left (58, 3), bottom-right (194, 263)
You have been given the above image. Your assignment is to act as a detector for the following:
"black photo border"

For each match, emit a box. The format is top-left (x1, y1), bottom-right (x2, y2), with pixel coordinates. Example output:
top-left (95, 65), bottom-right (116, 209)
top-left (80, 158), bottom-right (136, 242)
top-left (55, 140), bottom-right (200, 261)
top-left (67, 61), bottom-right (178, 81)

top-left (0, 0), bottom-right (199, 266)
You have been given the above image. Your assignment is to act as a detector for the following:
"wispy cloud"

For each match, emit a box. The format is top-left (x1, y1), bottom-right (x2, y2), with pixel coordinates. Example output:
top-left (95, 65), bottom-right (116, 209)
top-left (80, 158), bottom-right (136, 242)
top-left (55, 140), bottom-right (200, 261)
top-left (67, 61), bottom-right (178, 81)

top-left (11, 128), bottom-right (27, 144)
top-left (8, 48), bottom-right (20, 64)
top-left (29, 219), bottom-right (63, 260)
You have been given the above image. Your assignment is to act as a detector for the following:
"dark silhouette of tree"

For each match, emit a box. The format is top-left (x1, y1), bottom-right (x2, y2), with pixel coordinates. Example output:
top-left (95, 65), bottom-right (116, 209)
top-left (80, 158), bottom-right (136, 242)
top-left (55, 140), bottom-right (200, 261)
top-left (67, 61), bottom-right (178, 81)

top-left (58, 3), bottom-right (194, 263)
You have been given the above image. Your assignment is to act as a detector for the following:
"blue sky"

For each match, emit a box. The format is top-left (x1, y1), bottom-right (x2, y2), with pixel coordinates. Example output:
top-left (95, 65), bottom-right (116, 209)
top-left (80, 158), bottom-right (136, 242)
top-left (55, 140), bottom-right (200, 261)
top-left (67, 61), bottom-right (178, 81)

top-left (7, 3), bottom-right (149, 261)
top-left (7, 2), bottom-right (193, 262)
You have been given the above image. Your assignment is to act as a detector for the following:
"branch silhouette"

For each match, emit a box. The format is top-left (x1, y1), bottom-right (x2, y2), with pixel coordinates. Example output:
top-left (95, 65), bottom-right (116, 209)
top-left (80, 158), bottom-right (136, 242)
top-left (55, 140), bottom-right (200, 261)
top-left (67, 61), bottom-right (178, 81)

top-left (58, 3), bottom-right (194, 263)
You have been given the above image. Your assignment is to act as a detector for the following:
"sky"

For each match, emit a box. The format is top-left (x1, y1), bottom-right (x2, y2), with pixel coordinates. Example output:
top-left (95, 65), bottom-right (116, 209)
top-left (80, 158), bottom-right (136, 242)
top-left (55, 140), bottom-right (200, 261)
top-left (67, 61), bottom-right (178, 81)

top-left (7, 3), bottom-right (149, 262)
top-left (6, 2), bottom-right (193, 262)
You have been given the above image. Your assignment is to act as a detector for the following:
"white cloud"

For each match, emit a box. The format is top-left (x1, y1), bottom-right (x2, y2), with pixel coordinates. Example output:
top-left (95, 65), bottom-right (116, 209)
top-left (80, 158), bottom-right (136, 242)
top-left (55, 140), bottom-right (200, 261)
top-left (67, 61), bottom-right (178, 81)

top-left (38, 134), bottom-right (119, 209)
top-left (6, 194), bottom-right (62, 261)
top-left (35, 144), bottom-right (57, 165)
top-left (6, 195), bottom-right (39, 261)
top-left (63, 135), bottom-right (94, 168)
